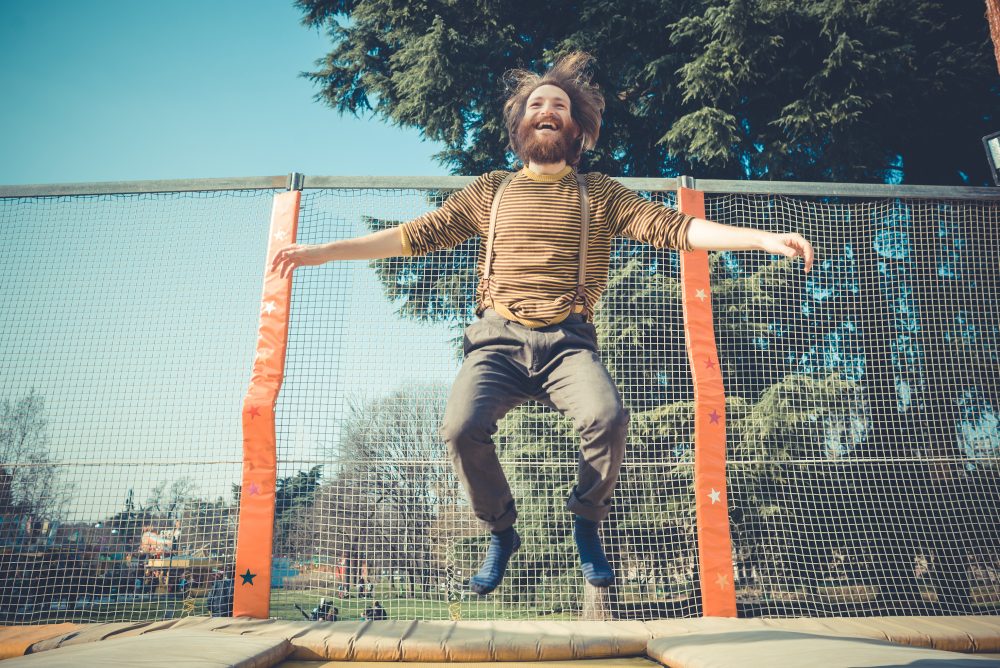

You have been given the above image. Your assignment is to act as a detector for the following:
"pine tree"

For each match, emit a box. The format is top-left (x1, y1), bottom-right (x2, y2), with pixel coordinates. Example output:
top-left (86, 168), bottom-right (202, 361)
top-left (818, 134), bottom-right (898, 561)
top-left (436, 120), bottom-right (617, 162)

top-left (298, 0), bottom-right (997, 184)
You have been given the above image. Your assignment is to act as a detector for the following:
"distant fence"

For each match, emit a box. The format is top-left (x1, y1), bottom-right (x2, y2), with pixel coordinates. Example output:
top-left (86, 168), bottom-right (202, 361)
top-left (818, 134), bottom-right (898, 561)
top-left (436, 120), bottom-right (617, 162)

top-left (1, 175), bottom-right (998, 624)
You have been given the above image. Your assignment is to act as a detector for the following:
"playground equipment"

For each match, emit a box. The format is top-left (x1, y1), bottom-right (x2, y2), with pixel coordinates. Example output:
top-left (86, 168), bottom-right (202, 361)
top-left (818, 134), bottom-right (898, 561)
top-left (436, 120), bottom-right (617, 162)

top-left (1, 175), bottom-right (998, 629)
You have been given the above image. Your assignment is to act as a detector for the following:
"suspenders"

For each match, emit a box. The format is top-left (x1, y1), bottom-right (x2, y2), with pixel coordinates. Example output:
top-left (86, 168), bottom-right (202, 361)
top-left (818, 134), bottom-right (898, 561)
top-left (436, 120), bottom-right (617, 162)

top-left (574, 172), bottom-right (590, 310)
top-left (481, 172), bottom-right (515, 300)
top-left (482, 171), bottom-right (591, 316)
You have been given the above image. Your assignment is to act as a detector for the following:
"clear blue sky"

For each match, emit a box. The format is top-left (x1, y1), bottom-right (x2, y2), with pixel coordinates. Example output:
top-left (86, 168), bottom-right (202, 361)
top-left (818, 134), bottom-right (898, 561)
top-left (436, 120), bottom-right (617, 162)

top-left (1, 1), bottom-right (460, 521)
top-left (0, 0), bottom-right (447, 185)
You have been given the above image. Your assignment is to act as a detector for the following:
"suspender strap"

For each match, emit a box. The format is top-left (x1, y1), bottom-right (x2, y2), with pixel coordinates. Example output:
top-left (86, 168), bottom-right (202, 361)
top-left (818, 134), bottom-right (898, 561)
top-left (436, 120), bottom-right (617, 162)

top-left (482, 172), bottom-right (517, 296)
top-left (482, 170), bottom-right (591, 316)
top-left (574, 173), bottom-right (590, 310)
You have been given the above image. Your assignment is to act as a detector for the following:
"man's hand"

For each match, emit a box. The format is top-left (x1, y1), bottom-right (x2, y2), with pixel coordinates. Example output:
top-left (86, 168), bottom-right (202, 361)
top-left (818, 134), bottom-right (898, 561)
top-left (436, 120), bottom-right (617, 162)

top-left (686, 218), bottom-right (815, 273)
top-left (268, 228), bottom-right (406, 277)
top-left (759, 232), bottom-right (815, 273)
top-left (270, 243), bottom-right (331, 278)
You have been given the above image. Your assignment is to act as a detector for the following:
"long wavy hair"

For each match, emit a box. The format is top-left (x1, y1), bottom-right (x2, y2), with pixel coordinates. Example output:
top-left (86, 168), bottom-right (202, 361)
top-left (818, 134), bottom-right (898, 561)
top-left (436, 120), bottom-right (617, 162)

top-left (503, 52), bottom-right (605, 167)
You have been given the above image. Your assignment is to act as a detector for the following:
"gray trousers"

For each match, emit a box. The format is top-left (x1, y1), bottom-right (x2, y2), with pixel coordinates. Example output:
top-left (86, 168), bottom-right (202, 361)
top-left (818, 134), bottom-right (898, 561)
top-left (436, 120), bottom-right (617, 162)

top-left (440, 309), bottom-right (629, 532)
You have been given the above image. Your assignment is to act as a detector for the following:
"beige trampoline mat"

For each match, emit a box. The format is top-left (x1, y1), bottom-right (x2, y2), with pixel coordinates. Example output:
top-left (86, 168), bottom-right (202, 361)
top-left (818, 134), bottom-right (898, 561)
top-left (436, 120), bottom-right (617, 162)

top-left (280, 661), bottom-right (661, 668)
top-left (2, 616), bottom-right (999, 667)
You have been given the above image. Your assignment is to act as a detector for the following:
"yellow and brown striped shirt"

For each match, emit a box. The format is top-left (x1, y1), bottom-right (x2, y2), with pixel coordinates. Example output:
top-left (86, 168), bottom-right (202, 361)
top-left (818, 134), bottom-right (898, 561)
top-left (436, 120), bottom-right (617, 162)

top-left (400, 166), bottom-right (692, 328)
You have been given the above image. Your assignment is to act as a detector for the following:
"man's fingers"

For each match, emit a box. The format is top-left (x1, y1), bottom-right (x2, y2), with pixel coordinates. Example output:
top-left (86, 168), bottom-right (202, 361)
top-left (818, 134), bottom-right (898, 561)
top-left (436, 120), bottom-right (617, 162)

top-left (270, 248), bottom-right (286, 273)
top-left (272, 256), bottom-right (291, 279)
top-left (772, 234), bottom-right (815, 273)
top-left (786, 235), bottom-right (815, 273)
top-left (790, 235), bottom-right (815, 273)
top-left (270, 246), bottom-right (296, 278)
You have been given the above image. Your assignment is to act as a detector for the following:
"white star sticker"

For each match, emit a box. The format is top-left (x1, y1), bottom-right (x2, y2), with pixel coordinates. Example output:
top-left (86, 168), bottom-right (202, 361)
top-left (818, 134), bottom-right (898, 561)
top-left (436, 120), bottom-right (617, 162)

top-left (695, 289), bottom-right (707, 302)
top-left (708, 488), bottom-right (721, 504)
top-left (273, 231), bottom-right (288, 242)
top-left (255, 348), bottom-right (273, 361)
top-left (262, 301), bottom-right (277, 315)
top-left (715, 572), bottom-right (729, 589)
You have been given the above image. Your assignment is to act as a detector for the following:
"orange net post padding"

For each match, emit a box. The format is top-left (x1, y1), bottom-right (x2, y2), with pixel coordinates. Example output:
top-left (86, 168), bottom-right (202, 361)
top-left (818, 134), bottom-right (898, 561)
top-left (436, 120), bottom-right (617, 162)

top-left (678, 186), bottom-right (737, 617)
top-left (233, 190), bottom-right (301, 618)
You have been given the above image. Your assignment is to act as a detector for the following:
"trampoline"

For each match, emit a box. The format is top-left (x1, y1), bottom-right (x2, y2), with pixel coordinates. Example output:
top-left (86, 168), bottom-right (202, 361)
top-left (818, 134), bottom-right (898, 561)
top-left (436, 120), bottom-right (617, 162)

top-left (1, 174), bottom-right (999, 666)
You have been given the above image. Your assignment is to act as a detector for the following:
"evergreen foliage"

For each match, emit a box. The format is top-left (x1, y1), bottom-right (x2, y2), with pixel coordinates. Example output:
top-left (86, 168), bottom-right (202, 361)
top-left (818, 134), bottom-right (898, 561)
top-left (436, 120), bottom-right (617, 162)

top-left (298, 0), bottom-right (998, 184)
top-left (293, 0), bottom-right (1000, 616)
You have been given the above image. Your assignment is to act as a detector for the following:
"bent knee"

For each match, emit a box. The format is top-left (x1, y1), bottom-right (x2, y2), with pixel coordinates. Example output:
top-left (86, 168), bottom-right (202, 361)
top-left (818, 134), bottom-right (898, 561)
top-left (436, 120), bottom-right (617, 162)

top-left (439, 412), bottom-right (493, 446)
top-left (579, 405), bottom-right (629, 438)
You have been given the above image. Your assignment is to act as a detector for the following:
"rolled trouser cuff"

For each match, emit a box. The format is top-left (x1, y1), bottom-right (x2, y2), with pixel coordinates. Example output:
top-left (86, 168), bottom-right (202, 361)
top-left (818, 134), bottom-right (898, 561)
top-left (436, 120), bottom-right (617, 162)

top-left (481, 504), bottom-right (518, 533)
top-left (566, 488), bottom-right (610, 524)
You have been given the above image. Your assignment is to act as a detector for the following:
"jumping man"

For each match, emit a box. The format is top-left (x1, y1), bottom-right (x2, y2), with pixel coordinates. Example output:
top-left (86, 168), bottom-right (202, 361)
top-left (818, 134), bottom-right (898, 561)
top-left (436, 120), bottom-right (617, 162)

top-left (271, 52), bottom-right (814, 595)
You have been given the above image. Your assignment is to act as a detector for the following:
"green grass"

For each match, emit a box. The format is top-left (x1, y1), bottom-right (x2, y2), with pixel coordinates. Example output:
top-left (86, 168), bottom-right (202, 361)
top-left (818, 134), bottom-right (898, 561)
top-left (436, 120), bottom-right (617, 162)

top-left (12, 582), bottom-right (997, 625)
top-left (269, 582), bottom-right (578, 621)
top-left (4, 595), bottom-right (211, 625)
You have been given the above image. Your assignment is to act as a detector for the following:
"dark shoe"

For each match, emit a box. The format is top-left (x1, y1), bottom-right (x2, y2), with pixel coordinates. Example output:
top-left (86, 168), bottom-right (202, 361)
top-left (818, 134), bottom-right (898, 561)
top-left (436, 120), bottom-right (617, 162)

top-left (573, 515), bottom-right (614, 587)
top-left (469, 528), bottom-right (521, 595)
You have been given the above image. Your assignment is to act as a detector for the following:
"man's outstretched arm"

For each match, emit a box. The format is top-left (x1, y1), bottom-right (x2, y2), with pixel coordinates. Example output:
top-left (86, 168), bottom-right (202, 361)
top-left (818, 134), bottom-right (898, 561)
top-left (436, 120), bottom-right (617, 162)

top-left (268, 172), bottom-right (500, 279)
top-left (270, 226), bottom-right (406, 279)
top-left (685, 217), bottom-right (815, 273)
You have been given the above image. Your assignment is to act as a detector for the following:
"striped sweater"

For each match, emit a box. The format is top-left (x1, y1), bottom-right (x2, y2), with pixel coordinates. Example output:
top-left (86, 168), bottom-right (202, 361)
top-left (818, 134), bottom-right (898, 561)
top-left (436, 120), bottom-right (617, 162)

top-left (400, 166), bottom-right (693, 328)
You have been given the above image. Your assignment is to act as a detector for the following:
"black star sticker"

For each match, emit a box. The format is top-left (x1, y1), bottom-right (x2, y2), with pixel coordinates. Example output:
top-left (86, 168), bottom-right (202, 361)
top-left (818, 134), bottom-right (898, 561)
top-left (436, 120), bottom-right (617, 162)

top-left (240, 569), bottom-right (257, 586)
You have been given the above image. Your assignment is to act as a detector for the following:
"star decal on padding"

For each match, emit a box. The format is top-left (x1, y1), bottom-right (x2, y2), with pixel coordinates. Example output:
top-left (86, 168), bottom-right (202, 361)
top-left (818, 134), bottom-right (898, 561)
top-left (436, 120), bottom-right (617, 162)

top-left (240, 569), bottom-right (257, 586)
top-left (708, 409), bottom-right (721, 424)
top-left (695, 289), bottom-right (707, 302)
top-left (715, 572), bottom-right (730, 590)
top-left (262, 301), bottom-right (277, 315)
top-left (708, 488), bottom-right (721, 504)
top-left (704, 357), bottom-right (717, 369)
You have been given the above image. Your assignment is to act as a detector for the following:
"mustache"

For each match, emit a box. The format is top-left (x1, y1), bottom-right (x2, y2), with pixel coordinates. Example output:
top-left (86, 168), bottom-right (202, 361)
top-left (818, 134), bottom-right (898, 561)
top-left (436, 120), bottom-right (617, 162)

top-left (515, 114), bottom-right (579, 165)
top-left (531, 114), bottom-right (562, 130)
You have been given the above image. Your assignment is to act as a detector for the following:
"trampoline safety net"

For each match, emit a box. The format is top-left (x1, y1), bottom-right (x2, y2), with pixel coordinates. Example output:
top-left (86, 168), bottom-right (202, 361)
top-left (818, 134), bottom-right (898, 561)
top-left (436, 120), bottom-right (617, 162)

top-left (0, 180), bottom-right (998, 624)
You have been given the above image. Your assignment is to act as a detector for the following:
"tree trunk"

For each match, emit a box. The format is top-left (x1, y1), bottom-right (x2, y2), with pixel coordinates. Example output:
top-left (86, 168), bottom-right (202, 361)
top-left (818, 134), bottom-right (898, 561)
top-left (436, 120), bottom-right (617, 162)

top-left (581, 582), bottom-right (614, 620)
top-left (582, 523), bottom-right (622, 620)
top-left (911, 203), bottom-right (973, 614)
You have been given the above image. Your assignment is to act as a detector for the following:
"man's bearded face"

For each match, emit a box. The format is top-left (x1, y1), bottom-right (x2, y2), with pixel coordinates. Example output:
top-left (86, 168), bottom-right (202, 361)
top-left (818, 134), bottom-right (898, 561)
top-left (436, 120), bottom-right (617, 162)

top-left (516, 84), bottom-right (580, 166)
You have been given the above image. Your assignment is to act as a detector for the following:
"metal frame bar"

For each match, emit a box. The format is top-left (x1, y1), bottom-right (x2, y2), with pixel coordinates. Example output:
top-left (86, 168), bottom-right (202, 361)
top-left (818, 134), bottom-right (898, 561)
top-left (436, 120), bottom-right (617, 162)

top-left (0, 176), bottom-right (288, 198)
top-left (2, 174), bottom-right (999, 200)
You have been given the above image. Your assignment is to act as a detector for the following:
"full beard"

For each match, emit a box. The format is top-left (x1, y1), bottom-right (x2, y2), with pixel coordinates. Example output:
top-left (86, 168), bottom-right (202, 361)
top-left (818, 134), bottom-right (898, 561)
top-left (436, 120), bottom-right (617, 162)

top-left (516, 117), bottom-right (579, 166)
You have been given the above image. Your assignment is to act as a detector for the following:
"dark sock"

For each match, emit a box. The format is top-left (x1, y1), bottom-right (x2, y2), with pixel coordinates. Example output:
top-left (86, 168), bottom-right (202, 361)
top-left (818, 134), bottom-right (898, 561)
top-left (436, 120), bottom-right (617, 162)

top-left (573, 515), bottom-right (614, 587)
top-left (468, 527), bottom-right (521, 595)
